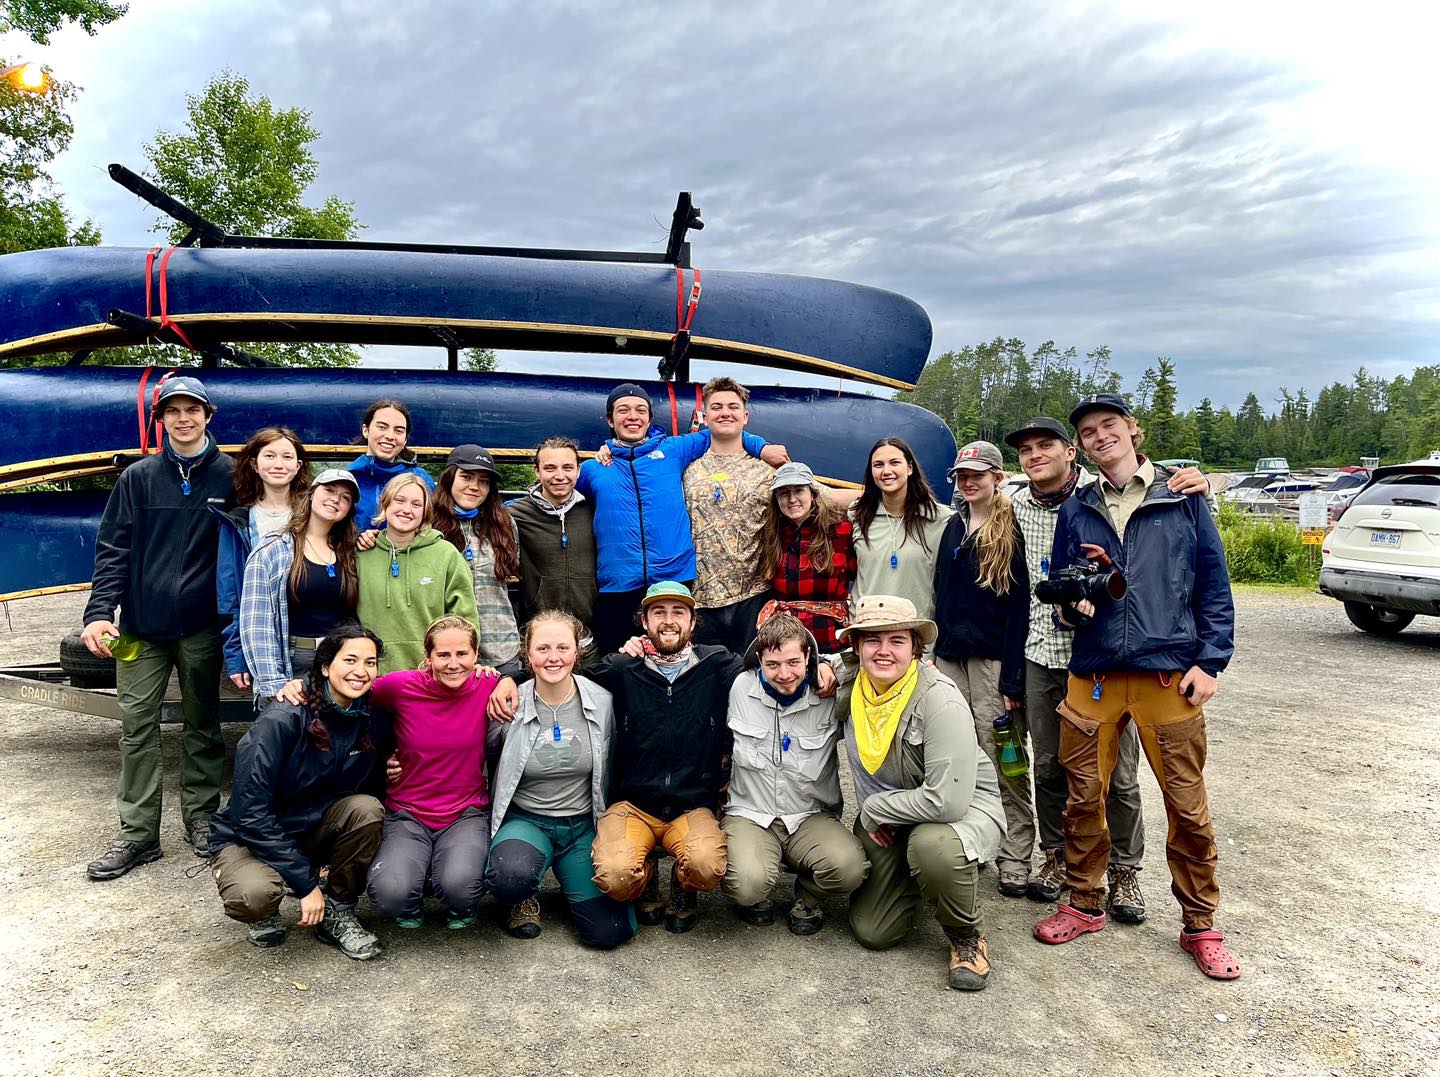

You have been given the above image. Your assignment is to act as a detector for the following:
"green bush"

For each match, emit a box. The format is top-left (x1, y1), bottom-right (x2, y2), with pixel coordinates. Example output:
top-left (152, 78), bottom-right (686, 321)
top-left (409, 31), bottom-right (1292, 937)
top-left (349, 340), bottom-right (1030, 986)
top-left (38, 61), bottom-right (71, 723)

top-left (1215, 502), bottom-right (1319, 586)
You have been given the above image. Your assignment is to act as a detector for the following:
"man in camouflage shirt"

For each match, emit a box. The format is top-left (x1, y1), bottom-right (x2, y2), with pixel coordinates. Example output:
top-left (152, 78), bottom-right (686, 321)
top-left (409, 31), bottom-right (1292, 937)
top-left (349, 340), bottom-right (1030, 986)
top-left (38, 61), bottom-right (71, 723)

top-left (683, 377), bottom-right (775, 652)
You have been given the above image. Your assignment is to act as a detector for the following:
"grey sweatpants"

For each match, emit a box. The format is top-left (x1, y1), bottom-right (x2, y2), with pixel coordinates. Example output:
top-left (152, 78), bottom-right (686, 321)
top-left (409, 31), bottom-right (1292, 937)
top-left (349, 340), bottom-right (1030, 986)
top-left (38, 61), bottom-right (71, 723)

top-left (366, 806), bottom-right (491, 919)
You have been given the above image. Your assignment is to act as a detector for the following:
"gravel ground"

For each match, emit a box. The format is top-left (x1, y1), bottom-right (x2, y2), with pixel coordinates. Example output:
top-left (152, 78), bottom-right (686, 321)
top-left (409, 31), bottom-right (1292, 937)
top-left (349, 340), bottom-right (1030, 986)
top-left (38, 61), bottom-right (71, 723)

top-left (0, 588), bottom-right (1436, 1077)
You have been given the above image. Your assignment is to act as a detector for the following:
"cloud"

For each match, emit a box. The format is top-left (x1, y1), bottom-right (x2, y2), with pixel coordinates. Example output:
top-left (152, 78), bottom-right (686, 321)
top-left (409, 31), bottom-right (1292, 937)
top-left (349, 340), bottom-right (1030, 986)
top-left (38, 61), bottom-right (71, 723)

top-left (13, 0), bottom-right (1437, 406)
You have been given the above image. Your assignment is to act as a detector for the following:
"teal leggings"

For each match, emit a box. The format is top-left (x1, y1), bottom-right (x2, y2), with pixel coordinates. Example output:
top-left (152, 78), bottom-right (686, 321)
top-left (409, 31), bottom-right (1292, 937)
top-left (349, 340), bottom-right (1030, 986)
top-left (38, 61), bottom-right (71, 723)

top-left (485, 808), bottom-right (636, 949)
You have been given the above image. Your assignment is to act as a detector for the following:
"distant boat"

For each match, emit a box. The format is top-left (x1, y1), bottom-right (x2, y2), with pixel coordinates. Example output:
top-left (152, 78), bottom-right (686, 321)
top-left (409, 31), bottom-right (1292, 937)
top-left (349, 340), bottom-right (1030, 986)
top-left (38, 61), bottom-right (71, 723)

top-left (0, 246), bottom-right (932, 390)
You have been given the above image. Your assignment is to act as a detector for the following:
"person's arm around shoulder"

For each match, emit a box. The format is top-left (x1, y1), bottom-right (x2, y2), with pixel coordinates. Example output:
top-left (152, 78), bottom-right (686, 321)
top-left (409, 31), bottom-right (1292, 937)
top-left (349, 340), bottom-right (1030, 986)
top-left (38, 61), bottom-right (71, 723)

top-left (1180, 494), bottom-right (1235, 706)
top-left (1000, 526), bottom-right (1030, 706)
top-left (859, 688), bottom-right (978, 830)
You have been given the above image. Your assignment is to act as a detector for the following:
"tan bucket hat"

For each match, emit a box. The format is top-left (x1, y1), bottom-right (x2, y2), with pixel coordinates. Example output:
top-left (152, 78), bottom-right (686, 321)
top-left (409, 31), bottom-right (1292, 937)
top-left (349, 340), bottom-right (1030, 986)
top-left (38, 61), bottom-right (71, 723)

top-left (837, 594), bottom-right (938, 647)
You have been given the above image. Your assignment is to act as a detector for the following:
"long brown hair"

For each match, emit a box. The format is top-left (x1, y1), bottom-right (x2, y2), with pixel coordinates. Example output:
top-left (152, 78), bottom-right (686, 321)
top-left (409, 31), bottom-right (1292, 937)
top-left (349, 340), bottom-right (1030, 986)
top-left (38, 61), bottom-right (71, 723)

top-left (852, 437), bottom-right (942, 551)
top-left (757, 483), bottom-right (844, 584)
top-left (232, 427), bottom-right (310, 509)
top-left (284, 482), bottom-right (360, 610)
top-left (432, 463), bottom-right (520, 581)
top-left (303, 623), bottom-right (382, 752)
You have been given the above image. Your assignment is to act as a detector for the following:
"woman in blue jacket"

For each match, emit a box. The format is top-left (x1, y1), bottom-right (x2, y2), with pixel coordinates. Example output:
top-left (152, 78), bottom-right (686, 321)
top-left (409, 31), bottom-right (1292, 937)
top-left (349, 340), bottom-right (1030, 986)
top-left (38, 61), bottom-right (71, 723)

top-left (345, 398), bottom-right (434, 527)
top-left (209, 623), bottom-right (393, 960)
top-left (214, 428), bottom-right (310, 690)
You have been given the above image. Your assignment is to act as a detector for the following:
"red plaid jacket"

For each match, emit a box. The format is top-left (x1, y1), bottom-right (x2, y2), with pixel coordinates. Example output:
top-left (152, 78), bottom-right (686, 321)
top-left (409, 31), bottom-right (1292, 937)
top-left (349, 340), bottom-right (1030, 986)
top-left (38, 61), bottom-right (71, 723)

top-left (771, 517), bottom-right (857, 652)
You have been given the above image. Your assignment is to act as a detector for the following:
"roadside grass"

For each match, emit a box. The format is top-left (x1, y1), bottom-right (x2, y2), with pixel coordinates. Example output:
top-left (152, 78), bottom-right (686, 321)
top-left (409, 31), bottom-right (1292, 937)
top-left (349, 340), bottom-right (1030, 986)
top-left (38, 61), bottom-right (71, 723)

top-left (1216, 502), bottom-right (1321, 587)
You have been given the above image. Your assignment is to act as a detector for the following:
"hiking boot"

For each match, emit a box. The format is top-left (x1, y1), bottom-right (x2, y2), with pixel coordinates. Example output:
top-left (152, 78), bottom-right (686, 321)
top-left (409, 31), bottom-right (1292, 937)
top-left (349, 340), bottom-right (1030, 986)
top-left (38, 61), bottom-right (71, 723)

top-left (636, 869), bottom-right (666, 927)
top-left (184, 818), bottom-right (211, 859)
top-left (314, 897), bottom-right (381, 961)
top-left (1027, 849), bottom-right (1067, 904)
top-left (945, 929), bottom-right (991, 991)
top-left (787, 897), bottom-right (824, 937)
top-left (998, 866), bottom-right (1029, 898)
top-left (665, 866), bottom-right (699, 934)
top-left (506, 897), bottom-right (542, 939)
top-left (1107, 864), bottom-right (1146, 924)
top-left (736, 902), bottom-right (775, 926)
top-left (86, 837), bottom-right (162, 881)
top-left (246, 914), bottom-right (286, 948)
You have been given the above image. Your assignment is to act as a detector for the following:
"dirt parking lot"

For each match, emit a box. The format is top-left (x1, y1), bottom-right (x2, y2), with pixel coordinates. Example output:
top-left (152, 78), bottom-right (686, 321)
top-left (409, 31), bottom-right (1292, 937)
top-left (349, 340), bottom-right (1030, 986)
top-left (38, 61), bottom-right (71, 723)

top-left (0, 588), bottom-right (1436, 1077)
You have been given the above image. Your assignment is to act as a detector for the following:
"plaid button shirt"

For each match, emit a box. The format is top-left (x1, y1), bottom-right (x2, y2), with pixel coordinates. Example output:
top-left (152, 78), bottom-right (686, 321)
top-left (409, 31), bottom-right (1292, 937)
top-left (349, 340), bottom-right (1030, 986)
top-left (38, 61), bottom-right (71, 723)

top-left (772, 517), bottom-right (858, 652)
top-left (1011, 467), bottom-right (1095, 670)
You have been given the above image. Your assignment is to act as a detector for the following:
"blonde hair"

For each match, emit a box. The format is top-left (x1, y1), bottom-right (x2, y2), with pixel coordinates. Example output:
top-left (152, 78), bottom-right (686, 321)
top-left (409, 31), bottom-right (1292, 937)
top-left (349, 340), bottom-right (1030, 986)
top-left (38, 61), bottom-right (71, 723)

top-left (521, 609), bottom-right (585, 670)
top-left (974, 487), bottom-right (1020, 595)
top-left (374, 474), bottom-right (433, 528)
top-left (423, 614), bottom-right (479, 657)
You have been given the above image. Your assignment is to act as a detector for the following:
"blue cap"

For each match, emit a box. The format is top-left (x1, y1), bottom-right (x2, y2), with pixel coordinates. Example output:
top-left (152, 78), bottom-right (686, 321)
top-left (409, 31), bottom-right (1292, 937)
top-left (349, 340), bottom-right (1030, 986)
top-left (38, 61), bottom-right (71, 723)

top-left (155, 376), bottom-right (214, 412)
top-left (1068, 393), bottom-right (1130, 428)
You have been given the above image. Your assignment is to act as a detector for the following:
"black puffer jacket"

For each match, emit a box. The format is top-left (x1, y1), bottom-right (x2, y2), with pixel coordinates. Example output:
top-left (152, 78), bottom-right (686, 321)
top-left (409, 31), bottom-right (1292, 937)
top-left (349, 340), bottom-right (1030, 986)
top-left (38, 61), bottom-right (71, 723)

top-left (83, 440), bottom-right (235, 640)
top-left (589, 645), bottom-right (743, 819)
top-left (208, 698), bottom-right (393, 895)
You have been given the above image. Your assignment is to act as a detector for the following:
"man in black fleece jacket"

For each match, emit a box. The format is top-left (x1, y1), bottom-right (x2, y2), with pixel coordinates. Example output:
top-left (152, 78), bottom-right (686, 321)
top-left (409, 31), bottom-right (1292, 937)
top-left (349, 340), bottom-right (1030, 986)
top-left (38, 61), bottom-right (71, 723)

top-left (81, 377), bottom-right (235, 881)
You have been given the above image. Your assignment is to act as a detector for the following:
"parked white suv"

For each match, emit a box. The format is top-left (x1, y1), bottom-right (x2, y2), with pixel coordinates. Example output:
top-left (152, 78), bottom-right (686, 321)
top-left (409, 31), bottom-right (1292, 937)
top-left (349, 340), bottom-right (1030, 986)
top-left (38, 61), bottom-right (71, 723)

top-left (1320, 459), bottom-right (1440, 635)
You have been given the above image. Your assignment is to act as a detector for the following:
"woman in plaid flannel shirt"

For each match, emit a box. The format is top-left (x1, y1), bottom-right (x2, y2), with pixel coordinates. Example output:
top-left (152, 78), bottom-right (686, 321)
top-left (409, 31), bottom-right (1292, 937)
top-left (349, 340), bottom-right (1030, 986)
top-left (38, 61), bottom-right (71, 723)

top-left (754, 463), bottom-right (857, 654)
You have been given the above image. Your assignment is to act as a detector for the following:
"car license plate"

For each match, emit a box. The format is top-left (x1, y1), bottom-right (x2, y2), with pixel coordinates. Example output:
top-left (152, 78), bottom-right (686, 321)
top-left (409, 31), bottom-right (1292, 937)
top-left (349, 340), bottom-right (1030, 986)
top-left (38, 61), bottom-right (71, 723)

top-left (1369, 530), bottom-right (1402, 546)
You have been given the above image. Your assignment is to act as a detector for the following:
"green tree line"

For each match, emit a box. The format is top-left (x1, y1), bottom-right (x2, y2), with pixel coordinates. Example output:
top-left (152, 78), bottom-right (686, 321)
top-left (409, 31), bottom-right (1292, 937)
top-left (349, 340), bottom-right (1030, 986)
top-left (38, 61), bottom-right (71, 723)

top-left (901, 339), bottom-right (1440, 469)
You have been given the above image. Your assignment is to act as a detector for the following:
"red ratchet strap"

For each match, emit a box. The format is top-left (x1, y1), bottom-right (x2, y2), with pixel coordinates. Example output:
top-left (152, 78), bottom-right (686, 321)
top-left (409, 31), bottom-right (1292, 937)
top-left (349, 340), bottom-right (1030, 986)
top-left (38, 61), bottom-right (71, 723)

top-left (665, 267), bottom-right (703, 434)
top-left (135, 367), bottom-right (178, 454)
top-left (144, 246), bottom-right (197, 352)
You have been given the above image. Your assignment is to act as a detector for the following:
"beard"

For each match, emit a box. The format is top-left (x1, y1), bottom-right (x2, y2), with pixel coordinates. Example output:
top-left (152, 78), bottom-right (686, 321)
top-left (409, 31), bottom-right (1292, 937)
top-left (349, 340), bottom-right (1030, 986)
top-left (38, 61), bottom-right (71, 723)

top-left (648, 623), bottom-right (694, 655)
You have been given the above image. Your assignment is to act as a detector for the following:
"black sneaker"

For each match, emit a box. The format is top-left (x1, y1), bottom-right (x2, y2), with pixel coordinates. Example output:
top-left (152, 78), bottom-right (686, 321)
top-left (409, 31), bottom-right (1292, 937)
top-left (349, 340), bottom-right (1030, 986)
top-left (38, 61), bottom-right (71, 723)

top-left (184, 818), bottom-right (211, 859)
top-left (86, 837), bottom-right (161, 881)
top-left (787, 897), bottom-right (824, 936)
top-left (736, 902), bottom-right (775, 926)
top-left (665, 866), bottom-right (699, 934)
top-left (246, 914), bottom-right (286, 948)
top-left (636, 870), bottom-right (666, 927)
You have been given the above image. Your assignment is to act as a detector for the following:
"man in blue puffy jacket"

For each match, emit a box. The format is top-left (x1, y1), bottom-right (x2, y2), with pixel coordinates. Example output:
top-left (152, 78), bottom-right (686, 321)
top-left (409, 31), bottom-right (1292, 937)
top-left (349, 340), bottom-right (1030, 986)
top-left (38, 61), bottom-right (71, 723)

top-left (1032, 393), bottom-right (1241, 982)
top-left (579, 383), bottom-right (788, 656)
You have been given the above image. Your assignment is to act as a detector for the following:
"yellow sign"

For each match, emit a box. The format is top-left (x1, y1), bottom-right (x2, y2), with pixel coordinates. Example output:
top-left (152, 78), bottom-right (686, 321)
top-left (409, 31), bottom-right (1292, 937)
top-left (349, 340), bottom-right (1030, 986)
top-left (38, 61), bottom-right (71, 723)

top-left (1302, 529), bottom-right (1326, 545)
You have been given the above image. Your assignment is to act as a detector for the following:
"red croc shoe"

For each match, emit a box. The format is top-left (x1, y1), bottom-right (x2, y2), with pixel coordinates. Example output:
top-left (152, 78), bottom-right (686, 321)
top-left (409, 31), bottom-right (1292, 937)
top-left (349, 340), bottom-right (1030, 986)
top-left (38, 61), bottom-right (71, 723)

top-left (1179, 929), bottom-right (1242, 980)
top-left (1033, 903), bottom-right (1107, 945)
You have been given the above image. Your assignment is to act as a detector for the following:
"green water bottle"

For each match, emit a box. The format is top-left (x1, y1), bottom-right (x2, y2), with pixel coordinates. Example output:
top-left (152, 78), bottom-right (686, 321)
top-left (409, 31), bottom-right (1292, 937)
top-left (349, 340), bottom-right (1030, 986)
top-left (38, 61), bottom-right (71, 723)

top-left (100, 632), bottom-right (143, 662)
top-left (992, 714), bottom-right (1029, 778)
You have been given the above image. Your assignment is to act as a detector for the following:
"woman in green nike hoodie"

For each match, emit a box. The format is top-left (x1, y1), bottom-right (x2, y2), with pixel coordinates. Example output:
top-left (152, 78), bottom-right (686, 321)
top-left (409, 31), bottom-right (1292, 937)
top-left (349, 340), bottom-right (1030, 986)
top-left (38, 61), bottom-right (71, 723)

top-left (357, 475), bottom-right (479, 674)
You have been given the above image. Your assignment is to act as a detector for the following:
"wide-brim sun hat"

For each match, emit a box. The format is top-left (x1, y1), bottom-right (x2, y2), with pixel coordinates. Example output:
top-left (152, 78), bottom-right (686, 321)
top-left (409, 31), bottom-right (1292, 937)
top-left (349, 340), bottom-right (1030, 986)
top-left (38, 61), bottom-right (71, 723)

top-left (837, 594), bottom-right (938, 647)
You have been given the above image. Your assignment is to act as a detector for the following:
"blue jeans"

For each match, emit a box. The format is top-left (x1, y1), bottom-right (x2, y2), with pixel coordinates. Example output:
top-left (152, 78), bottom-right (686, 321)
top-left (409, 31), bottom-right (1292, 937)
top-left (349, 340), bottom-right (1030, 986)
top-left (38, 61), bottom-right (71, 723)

top-left (486, 808), bottom-right (636, 949)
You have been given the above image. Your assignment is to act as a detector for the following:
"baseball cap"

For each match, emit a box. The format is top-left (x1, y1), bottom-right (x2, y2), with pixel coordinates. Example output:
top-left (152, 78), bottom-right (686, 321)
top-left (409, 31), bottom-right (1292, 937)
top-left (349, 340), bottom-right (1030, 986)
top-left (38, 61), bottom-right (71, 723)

top-left (771, 461), bottom-right (817, 492)
top-left (155, 376), bottom-right (213, 412)
top-left (446, 444), bottom-right (501, 478)
top-left (311, 468), bottom-right (361, 496)
top-left (948, 441), bottom-right (1004, 477)
top-left (606, 383), bottom-right (650, 415)
top-left (1004, 417), bottom-right (1072, 448)
top-left (640, 580), bottom-right (695, 609)
top-left (1068, 393), bottom-right (1132, 428)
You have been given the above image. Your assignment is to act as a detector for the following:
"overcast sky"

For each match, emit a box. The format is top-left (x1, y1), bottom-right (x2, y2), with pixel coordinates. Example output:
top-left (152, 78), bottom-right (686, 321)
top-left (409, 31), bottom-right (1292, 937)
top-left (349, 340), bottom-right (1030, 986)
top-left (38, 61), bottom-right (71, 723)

top-left (10, 0), bottom-right (1439, 409)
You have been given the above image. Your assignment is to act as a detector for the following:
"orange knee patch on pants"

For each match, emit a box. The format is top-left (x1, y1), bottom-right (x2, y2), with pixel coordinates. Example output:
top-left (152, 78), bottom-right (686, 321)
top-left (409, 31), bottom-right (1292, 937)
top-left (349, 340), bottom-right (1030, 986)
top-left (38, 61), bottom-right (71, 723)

top-left (591, 802), bottom-right (728, 899)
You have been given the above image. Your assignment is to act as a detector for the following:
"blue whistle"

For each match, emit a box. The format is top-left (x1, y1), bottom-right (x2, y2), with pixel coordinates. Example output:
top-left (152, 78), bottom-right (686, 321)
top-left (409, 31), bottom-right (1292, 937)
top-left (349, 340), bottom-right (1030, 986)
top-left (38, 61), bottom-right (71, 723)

top-left (552, 721), bottom-right (562, 743)
top-left (561, 533), bottom-right (569, 550)
top-left (890, 553), bottom-right (899, 569)
top-left (390, 558), bottom-right (400, 578)
top-left (463, 547), bottom-right (474, 562)
top-left (325, 563), bottom-right (336, 579)
top-left (181, 480), bottom-right (191, 496)
top-left (1092, 682), bottom-right (1103, 701)
top-left (713, 487), bottom-right (723, 503)
top-left (1041, 556), bottom-right (1050, 576)
top-left (782, 733), bottom-right (791, 753)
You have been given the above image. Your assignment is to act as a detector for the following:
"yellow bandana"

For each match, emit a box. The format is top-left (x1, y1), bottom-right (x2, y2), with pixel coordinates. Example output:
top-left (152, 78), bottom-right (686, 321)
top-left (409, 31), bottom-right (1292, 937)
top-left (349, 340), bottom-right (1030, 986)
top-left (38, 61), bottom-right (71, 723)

top-left (851, 660), bottom-right (920, 775)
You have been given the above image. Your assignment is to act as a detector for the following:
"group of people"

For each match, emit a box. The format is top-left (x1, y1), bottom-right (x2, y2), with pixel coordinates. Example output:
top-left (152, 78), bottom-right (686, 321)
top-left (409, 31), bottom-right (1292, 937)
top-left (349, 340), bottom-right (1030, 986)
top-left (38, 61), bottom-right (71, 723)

top-left (77, 370), bottom-right (1240, 990)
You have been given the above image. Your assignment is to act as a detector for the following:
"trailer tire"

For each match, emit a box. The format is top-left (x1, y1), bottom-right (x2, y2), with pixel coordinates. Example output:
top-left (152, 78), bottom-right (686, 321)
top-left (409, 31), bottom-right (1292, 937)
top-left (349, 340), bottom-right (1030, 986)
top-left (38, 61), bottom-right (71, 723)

top-left (59, 631), bottom-right (117, 688)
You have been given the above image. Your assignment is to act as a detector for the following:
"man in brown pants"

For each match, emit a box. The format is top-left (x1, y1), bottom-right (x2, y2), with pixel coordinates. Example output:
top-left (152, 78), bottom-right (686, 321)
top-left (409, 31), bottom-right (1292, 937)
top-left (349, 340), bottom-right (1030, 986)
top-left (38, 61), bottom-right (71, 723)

top-left (1032, 394), bottom-right (1241, 980)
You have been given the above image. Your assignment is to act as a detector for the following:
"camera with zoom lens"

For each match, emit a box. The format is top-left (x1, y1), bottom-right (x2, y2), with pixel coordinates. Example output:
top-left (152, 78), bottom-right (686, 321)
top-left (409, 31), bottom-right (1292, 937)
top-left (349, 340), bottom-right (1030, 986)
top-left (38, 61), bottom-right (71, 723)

top-left (1034, 564), bottom-right (1127, 607)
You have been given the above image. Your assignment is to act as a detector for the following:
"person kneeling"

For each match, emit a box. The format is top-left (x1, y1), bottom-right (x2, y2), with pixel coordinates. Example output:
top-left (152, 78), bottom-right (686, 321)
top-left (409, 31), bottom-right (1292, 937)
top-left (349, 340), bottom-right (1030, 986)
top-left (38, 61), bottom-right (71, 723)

top-left (365, 615), bottom-right (497, 930)
top-left (842, 596), bottom-right (1005, 992)
top-left (208, 624), bottom-right (392, 960)
top-left (722, 614), bottom-right (865, 935)
top-left (484, 611), bottom-right (637, 949)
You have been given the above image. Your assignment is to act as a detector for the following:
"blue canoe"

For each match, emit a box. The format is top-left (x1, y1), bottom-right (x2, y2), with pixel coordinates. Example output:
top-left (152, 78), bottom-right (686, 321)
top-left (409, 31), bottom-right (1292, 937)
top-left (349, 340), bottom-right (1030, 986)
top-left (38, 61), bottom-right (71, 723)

top-left (0, 366), bottom-right (956, 600)
top-left (0, 247), bottom-right (932, 390)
